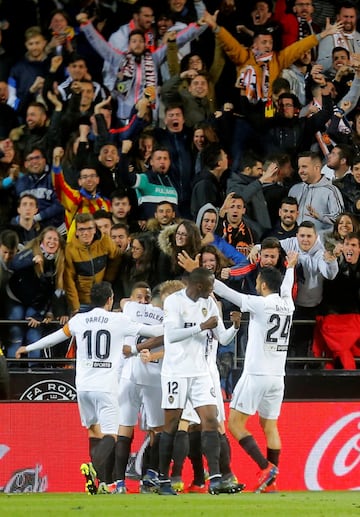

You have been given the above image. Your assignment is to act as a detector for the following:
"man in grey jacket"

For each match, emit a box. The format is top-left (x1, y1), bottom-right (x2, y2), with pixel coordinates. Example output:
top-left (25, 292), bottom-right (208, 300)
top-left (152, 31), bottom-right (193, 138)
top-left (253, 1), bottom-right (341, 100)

top-left (289, 151), bottom-right (344, 234)
top-left (317, 1), bottom-right (360, 73)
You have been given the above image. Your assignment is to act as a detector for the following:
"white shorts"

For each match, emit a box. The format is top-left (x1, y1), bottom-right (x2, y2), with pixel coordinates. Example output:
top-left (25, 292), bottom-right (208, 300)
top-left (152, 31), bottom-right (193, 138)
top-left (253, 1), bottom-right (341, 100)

top-left (211, 367), bottom-right (225, 422)
top-left (77, 390), bottom-right (119, 434)
top-left (181, 369), bottom-right (225, 424)
top-left (161, 374), bottom-right (217, 410)
top-left (230, 374), bottom-right (284, 420)
top-left (181, 399), bottom-right (200, 424)
top-left (140, 384), bottom-right (164, 428)
top-left (118, 378), bottom-right (164, 428)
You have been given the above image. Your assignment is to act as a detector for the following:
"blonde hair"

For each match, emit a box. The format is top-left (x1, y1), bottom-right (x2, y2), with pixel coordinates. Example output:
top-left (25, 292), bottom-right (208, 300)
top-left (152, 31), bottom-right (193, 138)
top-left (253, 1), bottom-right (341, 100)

top-left (160, 280), bottom-right (185, 300)
top-left (25, 26), bottom-right (45, 42)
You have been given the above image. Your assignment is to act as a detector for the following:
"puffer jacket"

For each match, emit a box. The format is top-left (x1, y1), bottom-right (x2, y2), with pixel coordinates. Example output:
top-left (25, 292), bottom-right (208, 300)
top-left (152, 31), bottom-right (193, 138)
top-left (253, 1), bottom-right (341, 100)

top-left (156, 224), bottom-right (183, 283)
top-left (64, 231), bottom-right (121, 312)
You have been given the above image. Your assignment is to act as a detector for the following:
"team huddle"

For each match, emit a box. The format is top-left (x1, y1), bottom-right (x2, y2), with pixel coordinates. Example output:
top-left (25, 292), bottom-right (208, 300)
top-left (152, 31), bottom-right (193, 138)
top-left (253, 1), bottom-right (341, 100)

top-left (16, 254), bottom-right (297, 496)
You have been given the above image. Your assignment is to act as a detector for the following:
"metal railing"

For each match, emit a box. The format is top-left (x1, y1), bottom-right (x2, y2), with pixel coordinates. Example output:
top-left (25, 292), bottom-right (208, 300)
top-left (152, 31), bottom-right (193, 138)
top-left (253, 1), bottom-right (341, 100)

top-left (1, 318), bottom-right (359, 369)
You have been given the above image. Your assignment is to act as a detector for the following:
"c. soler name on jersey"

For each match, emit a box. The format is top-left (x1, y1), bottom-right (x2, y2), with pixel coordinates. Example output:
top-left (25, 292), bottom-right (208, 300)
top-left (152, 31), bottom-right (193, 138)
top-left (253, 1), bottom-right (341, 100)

top-left (136, 309), bottom-right (163, 323)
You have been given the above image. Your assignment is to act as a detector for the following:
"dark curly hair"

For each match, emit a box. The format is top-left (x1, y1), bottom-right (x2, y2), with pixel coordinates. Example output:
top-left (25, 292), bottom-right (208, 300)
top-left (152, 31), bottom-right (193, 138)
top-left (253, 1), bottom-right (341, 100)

top-left (129, 232), bottom-right (157, 280)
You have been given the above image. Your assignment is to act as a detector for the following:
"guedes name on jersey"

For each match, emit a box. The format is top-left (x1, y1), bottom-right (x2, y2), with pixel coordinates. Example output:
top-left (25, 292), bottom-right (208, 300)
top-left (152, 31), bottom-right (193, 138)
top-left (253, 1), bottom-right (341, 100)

top-left (85, 316), bottom-right (109, 324)
top-left (275, 304), bottom-right (289, 312)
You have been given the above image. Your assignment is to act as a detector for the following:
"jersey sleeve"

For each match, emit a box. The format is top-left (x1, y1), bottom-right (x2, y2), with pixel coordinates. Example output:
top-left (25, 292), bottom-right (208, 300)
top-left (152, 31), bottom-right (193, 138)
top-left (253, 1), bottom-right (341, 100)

top-left (119, 313), bottom-right (145, 336)
top-left (163, 294), bottom-right (202, 342)
top-left (26, 328), bottom-right (70, 352)
top-left (240, 294), bottom-right (265, 313)
top-left (209, 298), bottom-right (238, 345)
top-left (212, 297), bottom-right (238, 346)
top-left (213, 279), bottom-right (246, 309)
top-left (280, 267), bottom-right (295, 300)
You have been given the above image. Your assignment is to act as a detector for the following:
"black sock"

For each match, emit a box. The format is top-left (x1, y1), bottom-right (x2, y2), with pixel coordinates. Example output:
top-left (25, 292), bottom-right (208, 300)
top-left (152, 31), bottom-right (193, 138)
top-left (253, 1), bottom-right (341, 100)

top-left (103, 446), bottom-right (115, 484)
top-left (92, 435), bottom-right (116, 483)
top-left (171, 430), bottom-right (189, 478)
top-left (267, 447), bottom-right (280, 467)
top-left (89, 437), bottom-right (105, 481)
top-left (239, 435), bottom-right (268, 470)
top-left (89, 437), bottom-right (100, 462)
top-left (201, 430), bottom-right (220, 478)
top-left (141, 443), bottom-right (151, 478)
top-left (219, 433), bottom-right (232, 477)
top-left (159, 432), bottom-right (175, 480)
top-left (188, 431), bottom-right (205, 485)
top-left (148, 432), bottom-right (161, 473)
top-left (114, 435), bottom-right (132, 481)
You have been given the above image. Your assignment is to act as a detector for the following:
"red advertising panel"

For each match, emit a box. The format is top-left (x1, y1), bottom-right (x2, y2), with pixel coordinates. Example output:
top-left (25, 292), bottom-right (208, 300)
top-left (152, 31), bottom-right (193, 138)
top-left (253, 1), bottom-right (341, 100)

top-left (0, 402), bottom-right (359, 492)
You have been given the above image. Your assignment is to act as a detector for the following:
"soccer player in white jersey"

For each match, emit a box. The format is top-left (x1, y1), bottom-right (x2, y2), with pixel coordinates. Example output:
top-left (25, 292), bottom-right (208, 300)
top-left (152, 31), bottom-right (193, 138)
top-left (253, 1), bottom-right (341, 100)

top-left (113, 282), bottom-right (164, 494)
top-left (15, 281), bottom-right (163, 495)
top-left (172, 308), bottom-right (245, 494)
top-left (213, 251), bottom-right (298, 493)
top-left (165, 282), bottom-right (244, 493)
top-left (158, 267), bottom-right (241, 495)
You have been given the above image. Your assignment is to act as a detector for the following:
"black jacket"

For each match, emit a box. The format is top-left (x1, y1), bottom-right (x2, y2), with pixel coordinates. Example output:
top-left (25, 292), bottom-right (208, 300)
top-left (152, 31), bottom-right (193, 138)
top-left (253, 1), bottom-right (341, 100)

top-left (226, 172), bottom-right (272, 236)
top-left (190, 168), bottom-right (226, 219)
top-left (8, 248), bottom-right (67, 318)
top-left (333, 174), bottom-right (360, 217)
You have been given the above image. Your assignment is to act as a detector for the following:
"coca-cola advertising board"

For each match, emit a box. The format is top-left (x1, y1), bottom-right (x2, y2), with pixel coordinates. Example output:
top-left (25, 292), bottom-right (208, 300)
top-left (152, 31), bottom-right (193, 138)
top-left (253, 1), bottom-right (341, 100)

top-left (0, 402), bottom-right (359, 492)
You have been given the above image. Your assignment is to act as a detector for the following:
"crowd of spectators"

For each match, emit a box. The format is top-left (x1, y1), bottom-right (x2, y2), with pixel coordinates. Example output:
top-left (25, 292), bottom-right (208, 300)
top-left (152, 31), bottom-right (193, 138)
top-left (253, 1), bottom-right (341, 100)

top-left (0, 0), bottom-right (359, 375)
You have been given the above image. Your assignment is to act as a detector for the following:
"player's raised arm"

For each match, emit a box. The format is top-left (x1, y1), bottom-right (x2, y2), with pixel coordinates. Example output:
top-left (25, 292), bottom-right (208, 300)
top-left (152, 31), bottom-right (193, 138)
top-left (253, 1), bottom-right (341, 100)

top-left (213, 278), bottom-right (245, 309)
top-left (280, 251), bottom-right (298, 298)
top-left (15, 327), bottom-right (70, 358)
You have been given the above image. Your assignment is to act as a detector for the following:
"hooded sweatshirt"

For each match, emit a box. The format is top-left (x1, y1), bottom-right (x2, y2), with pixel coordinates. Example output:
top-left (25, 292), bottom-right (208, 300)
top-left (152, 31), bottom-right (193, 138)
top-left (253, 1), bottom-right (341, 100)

top-left (280, 235), bottom-right (338, 306)
top-left (195, 203), bottom-right (248, 265)
top-left (289, 175), bottom-right (344, 233)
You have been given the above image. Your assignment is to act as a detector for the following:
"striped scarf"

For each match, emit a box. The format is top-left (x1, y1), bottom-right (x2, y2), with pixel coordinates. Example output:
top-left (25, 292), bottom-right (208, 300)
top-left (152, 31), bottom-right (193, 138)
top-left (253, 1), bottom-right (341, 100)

top-left (332, 32), bottom-right (353, 53)
top-left (298, 18), bottom-right (312, 39)
top-left (236, 52), bottom-right (273, 103)
top-left (120, 51), bottom-right (156, 88)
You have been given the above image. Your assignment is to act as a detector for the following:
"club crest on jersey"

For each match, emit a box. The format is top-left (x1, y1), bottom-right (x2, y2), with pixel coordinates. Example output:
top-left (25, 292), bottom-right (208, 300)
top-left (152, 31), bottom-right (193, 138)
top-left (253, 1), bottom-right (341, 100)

top-left (202, 308), bottom-right (208, 317)
top-left (168, 395), bottom-right (174, 404)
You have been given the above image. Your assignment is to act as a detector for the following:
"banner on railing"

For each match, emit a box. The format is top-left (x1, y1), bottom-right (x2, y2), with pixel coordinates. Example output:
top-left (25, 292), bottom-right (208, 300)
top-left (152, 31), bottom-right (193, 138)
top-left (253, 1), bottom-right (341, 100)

top-left (1, 402), bottom-right (359, 492)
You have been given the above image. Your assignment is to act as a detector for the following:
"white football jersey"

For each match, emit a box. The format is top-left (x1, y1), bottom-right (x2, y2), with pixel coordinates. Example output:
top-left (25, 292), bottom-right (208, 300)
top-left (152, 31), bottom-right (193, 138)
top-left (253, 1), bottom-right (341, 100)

top-left (241, 293), bottom-right (294, 375)
top-left (67, 307), bottom-right (153, 392)
top-left (121, 301), bottom-right (164, 385)
top-left (162, 289), bottom-right (237, 378)
top-left (214, 268), bottom-right (295, 376)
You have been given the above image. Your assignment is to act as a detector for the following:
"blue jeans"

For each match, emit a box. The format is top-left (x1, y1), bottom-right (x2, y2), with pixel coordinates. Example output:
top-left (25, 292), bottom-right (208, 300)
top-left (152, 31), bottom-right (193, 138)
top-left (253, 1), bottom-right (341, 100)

top-left (217, 339), bottom-right (236, 397)
top-left (5, 300), bottom-right (42, 358)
